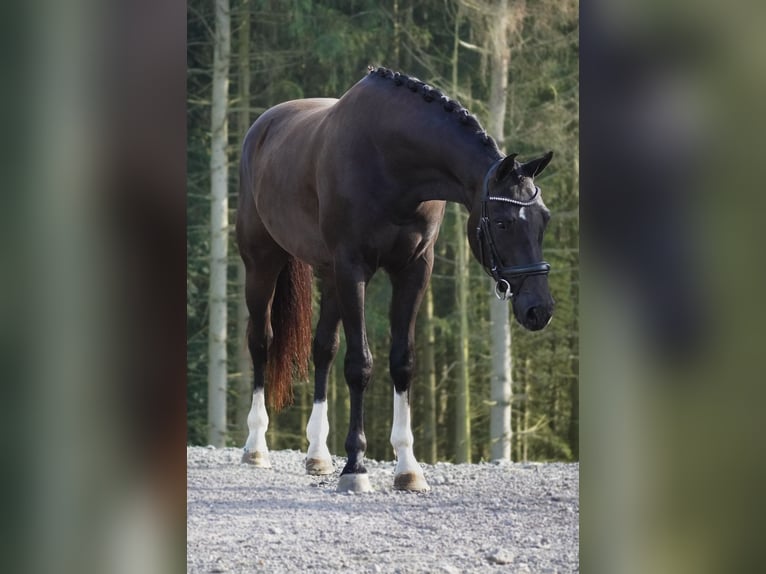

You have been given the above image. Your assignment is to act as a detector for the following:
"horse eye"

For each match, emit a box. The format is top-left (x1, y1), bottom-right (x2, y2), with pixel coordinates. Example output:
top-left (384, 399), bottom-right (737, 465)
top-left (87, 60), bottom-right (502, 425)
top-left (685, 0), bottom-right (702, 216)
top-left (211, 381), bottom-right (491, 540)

top-left (495, 219), bottom-right (508, 230)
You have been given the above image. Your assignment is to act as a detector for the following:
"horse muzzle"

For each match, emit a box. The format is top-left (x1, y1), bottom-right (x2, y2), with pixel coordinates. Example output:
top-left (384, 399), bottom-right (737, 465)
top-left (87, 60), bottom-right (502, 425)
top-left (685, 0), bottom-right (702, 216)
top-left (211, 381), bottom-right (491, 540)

top-left (511, 278), bottom-right (555, 331)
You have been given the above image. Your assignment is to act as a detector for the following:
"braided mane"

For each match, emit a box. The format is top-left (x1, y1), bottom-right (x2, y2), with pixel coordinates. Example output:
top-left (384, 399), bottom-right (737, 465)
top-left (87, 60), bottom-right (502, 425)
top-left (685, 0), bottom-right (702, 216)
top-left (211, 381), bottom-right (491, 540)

top-left (367, 66), bottom-right (498, 150)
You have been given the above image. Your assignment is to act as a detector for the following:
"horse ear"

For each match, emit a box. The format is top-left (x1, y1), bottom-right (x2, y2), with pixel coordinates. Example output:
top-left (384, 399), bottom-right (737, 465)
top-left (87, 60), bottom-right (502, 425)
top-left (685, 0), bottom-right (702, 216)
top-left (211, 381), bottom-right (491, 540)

top-left (520, 150), bottom-right (554, 178)
top-left (495, 153), bottom-right (518, 182)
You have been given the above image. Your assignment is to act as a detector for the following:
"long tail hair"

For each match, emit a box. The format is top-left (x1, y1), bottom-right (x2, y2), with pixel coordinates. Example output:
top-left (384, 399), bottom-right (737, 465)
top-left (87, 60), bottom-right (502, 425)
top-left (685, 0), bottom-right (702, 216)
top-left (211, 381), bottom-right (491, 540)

top-left (266, 257), bottom-right (313, 411)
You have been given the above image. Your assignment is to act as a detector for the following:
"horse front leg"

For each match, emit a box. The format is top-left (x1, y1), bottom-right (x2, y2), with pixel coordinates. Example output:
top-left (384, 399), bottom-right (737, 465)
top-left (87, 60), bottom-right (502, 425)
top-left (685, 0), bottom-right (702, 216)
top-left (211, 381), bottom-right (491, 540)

top-left (333, 252), bottom-right (375, 493)
top-left (389, 253), bottom-right (433, 491)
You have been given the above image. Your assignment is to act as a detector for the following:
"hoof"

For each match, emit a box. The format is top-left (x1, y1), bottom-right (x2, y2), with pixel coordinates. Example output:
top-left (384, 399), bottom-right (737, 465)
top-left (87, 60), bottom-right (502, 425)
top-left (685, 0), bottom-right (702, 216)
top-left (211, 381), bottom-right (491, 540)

top-left (241, 450), bottom-right (271, 468)
top-left (393, 472), bottom-right (430, 492)
top-left (337, 473), bottom-right (373, 493)
top-left (306, 457), bottom-right (334, 476)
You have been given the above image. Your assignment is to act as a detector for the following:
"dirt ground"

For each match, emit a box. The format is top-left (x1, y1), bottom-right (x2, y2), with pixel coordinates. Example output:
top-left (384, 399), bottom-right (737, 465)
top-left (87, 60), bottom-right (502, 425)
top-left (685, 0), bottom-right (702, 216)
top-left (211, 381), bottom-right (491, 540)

top-left (187, 447), bottom-right (579, 573)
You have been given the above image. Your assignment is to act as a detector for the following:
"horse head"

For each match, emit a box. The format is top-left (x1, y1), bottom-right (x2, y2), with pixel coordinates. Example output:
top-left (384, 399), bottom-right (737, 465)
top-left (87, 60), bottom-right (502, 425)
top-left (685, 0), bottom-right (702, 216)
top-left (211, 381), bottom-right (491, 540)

top-left (468, 151), bottom-right (556, 331)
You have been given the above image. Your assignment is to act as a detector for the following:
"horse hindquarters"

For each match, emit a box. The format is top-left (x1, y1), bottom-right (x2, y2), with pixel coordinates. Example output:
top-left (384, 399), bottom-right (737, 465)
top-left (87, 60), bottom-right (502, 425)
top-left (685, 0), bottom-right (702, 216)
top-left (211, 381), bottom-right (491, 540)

top-left (237, 175), bottom-right (313, 464)
top-left (240, 255), bottom-right (313, 465)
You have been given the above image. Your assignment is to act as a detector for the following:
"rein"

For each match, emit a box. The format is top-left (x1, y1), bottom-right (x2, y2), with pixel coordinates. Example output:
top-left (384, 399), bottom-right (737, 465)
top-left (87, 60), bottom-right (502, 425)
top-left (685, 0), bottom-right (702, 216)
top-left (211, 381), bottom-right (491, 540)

top-left (476, 160), bottom-right (551, 301)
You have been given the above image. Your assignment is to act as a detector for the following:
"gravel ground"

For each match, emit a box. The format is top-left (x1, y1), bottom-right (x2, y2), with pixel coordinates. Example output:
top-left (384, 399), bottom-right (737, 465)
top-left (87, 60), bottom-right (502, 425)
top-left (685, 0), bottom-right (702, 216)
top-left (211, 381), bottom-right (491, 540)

top-left (187, 447), bottom-right (579, 573)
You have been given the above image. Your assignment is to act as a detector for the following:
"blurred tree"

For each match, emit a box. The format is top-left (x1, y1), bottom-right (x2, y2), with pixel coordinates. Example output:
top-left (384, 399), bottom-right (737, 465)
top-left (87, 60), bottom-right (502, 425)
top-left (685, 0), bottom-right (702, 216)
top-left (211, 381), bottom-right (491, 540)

top-left (207, 0), bottom-right (231, 447)
top-left (232, 0), bottom-right (252, 447)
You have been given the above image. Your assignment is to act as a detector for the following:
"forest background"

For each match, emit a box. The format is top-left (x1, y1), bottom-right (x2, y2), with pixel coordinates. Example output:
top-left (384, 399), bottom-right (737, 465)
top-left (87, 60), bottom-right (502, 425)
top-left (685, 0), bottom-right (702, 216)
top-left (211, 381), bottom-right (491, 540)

top-left (187, 0), bottom-right (579, 463)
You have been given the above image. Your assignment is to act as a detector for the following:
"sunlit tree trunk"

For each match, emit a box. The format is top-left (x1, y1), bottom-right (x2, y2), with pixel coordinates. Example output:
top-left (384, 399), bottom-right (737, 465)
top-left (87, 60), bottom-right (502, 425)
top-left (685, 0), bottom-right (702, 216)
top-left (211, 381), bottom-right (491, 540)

top-left (333, 352), bottom-right (348, 455)
top-left (392, 0), bottom-right (400, 66)
top-left (233, 0), bottom-right (251, 447)
top-left (523, 357), bottom-right (532, 461)
top-left (568, 152), bottom-right (580, 459)
top-left (207, 0), bottom-right (231, 447)
top-left (453, 204), bottom-right (472, 463)
top-left (422, 284), bottom-right (438, 463)
top-left (451, 6), bottom-right (472, 463)
top-left (487, 0), bottom-right (513, 462)
top-left (329, 363), bottom-right (338, 454)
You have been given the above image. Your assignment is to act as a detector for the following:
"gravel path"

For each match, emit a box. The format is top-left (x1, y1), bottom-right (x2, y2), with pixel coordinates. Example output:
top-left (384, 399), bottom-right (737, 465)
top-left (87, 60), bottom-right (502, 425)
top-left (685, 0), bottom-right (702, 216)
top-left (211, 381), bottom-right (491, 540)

top-left (187, 447), bottom-right (579, 573)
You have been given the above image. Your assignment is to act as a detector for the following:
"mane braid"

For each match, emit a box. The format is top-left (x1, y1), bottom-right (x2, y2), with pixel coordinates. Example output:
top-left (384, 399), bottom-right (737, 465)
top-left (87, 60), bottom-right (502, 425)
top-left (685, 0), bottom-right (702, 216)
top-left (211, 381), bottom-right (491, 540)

top-left (367, 66), bottom-right (497, 149)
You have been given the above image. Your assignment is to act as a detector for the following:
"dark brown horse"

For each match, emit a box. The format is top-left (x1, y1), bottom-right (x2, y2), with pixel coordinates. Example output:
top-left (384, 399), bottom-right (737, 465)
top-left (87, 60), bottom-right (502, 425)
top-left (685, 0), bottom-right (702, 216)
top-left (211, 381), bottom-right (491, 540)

top-left (237, 67), bottom-right (554, 492)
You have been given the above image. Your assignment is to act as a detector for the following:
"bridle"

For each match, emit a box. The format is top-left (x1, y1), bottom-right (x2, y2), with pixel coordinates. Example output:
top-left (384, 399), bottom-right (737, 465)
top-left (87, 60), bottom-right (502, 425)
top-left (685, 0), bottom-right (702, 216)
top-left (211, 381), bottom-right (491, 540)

top-left (476, 159), bottom-right (551, 301)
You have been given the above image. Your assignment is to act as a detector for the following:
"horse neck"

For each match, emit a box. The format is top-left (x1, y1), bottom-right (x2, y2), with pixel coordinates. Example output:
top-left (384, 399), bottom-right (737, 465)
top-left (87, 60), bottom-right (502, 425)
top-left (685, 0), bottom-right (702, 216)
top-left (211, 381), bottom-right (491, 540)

top-left (414, 131), bottom-right (500, 209)
top-left (363, 88), bottom-right (501, 209)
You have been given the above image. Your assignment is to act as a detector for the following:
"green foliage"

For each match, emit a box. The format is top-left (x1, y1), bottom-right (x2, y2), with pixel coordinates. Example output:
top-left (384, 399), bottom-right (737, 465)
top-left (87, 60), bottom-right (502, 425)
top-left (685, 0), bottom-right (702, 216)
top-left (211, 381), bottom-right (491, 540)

top-left (187, 0), bottom-right (579, 461)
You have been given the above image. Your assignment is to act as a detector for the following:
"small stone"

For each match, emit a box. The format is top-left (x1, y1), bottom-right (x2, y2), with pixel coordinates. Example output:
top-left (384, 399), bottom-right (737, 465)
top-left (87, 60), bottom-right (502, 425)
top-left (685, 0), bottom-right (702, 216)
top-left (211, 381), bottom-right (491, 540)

top-left (268, 526), bottom-right (283, 535)
top-left (486, 549), bottom-right (515, 565)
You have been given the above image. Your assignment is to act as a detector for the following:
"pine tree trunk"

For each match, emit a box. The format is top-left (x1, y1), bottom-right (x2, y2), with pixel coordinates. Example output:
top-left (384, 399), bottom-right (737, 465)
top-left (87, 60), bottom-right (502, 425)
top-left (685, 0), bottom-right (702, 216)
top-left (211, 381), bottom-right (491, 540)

top-left (329, 362), bottom-right (338, 454)
top-left (300, 382), bottom-right (308, 451)
top-left (393, 0), bottom-right (400, 66)
top-left (207, 0), bottom-right (231, 447)
top-left (523, 357), bottom-right (532, 461)
top-left (334, 353), bottom-right (348, 455)
top-left (487, 0), bottom-right (513, 462)
top-left (422, 284), bottom-right (438, 463)
top-left (233, 0), bottom-right (251, 447)
top-left (451, 4), bottom-right (471, 464)
top-left (489, 296), bottom-right (512, 461)
top-left (453, 204), bottom-right (472, 463)
top-left (568, 153), bottom-right (580, 459)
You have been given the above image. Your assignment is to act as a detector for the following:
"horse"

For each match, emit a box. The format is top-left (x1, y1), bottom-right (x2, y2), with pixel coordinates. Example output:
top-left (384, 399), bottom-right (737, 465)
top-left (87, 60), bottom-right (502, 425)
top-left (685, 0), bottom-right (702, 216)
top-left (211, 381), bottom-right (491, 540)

top-left (236, 66), bottom-right (555, 493)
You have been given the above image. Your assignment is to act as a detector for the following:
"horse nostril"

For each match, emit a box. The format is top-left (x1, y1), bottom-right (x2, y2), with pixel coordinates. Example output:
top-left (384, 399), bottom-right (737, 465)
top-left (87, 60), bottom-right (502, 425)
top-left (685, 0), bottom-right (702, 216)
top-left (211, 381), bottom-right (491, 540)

top-left (526, 306), bottom-right (541, 326)
top-left (525, 305), bottom-right (551, 330)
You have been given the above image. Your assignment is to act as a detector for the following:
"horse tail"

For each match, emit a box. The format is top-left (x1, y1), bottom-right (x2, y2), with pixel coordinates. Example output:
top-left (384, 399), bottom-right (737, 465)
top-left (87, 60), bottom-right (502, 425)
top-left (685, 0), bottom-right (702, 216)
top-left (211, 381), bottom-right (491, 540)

top-left (266, 257), bottom-right (313, 411)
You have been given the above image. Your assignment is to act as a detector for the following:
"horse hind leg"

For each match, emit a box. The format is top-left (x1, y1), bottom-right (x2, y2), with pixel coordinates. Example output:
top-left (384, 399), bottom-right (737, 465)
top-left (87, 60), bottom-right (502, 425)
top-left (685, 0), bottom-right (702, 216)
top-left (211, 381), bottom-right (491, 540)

top-left (305, 280), bottom-right (341, 475)
top-left (242, 364), bottom-right (270, 467)
top-left (241, 254), bottom-right (285, 467)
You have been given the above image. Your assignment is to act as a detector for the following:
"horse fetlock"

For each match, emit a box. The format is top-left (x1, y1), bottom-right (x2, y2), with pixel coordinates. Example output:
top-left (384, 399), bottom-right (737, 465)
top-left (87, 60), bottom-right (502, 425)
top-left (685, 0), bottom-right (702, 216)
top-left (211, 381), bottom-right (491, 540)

top-left (390, 360), bottom-right (414, 390)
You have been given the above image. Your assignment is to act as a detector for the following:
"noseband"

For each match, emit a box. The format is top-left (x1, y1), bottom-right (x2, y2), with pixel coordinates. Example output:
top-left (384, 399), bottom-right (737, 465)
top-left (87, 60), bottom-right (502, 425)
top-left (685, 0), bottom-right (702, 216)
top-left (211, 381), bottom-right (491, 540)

top-left (476, 160), bottom-right (551, 300)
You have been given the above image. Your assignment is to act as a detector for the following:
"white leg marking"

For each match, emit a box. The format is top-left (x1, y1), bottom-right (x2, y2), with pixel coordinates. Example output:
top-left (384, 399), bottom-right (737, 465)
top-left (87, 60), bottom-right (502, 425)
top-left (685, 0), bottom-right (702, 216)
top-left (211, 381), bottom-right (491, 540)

top-left (519, 206), bottom-right (527, 221)
top-left (390, 391), bottom-right (429, 491)
top-left (305, 401), bottom-right (334, 474)
top-left (243, 389), bottom-right (270, 466)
